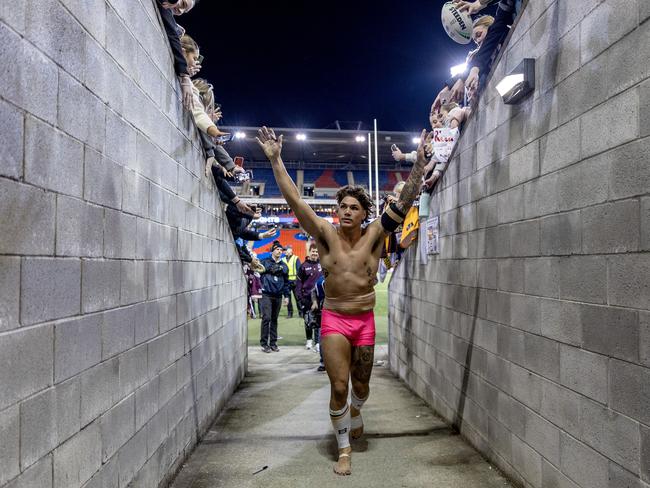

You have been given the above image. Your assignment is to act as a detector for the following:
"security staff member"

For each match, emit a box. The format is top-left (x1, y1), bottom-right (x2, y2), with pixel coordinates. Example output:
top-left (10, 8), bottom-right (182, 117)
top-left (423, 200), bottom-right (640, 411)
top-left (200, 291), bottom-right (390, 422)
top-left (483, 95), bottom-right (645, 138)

top-left (282, 245), bottom-right (302, 318)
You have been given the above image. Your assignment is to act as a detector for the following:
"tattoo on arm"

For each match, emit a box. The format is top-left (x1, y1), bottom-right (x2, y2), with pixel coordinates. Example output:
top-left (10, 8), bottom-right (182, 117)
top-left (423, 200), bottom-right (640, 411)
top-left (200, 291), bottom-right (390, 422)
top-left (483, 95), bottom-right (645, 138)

top-left (396, 158), bottom-right (426, 214)
top-left (322, 267), bottom-right (329, 278)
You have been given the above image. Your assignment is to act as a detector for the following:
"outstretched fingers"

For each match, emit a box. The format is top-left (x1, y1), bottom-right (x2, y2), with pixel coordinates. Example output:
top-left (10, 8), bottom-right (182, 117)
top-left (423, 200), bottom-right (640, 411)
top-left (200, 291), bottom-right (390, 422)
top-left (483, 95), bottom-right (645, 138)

top-left (417, 128), bottom-right (428, 152)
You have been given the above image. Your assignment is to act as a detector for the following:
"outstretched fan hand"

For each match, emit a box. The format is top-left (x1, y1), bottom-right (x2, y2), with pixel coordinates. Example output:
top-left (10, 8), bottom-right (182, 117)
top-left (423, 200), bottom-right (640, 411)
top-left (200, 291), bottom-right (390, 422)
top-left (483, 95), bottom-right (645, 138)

top-left (256, 126), bottom-right (284, 161)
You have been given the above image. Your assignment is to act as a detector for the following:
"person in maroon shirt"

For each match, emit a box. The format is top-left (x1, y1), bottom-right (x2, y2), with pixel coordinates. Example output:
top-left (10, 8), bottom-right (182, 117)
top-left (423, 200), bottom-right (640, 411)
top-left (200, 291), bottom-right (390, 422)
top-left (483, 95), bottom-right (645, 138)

top-left (296, 244), bottom-right (323, 349)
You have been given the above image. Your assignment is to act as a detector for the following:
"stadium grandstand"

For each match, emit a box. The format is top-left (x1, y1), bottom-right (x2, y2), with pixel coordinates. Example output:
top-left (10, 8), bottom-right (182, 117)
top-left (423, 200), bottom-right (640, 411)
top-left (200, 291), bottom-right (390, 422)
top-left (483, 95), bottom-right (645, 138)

top-left (220, 125), bottom-right (419, 201)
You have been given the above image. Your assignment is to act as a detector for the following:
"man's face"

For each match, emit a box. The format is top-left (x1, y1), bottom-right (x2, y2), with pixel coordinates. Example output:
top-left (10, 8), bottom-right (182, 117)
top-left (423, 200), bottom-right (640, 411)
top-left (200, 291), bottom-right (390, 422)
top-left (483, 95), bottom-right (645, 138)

top-left (272, 247), bottom-right (283, 260)
top-left (309, 248), bottom-right (319, 261)
top-left (337, 196), bottom-right (366, 229)
top-left (429, 109), bottom-right (443, 129)
top-left (286, 247), bottom-right (293, 257)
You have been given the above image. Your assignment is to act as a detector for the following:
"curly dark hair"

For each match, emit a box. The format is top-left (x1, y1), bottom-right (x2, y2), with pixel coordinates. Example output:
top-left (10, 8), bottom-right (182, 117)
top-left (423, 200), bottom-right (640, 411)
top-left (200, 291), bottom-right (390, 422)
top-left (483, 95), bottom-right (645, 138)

top-left (335, 185), bottom-right (374, 216)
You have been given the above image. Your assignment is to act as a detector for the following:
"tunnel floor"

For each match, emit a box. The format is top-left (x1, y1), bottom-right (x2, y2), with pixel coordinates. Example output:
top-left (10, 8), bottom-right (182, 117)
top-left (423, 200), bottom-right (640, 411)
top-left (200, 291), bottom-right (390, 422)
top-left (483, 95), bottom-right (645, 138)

top-left (170, 345), bottom-right (513, 488)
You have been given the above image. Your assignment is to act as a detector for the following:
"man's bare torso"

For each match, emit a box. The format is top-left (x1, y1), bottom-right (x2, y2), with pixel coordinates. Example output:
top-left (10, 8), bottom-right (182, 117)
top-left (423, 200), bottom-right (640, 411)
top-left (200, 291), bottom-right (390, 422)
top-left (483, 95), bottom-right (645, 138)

top-left (315, 223), bottom-right (385, 314)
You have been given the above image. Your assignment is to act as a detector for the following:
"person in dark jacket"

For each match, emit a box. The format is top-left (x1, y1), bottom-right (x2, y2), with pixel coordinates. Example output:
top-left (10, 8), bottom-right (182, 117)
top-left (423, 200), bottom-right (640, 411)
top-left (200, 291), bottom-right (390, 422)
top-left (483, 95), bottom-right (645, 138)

top-left (259, 241), bottom-right (290, 352)
top-left (156, 0), bottom-right (195, 110)
top-left (296, 244), bottom-right (323, 349)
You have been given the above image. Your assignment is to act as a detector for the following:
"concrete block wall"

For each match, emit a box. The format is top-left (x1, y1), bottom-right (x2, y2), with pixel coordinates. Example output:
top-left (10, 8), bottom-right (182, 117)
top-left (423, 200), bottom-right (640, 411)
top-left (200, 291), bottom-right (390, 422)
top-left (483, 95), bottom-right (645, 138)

top-left (0, 1), bottom-right (247, 487)
top-left (389, 1), bottom-right (650, 487)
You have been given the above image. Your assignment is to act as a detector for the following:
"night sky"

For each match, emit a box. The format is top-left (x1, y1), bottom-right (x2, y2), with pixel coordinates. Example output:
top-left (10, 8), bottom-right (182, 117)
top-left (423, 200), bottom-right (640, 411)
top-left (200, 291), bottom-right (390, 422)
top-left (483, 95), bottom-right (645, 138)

top-left (181, 1), bottom-right (495, 132)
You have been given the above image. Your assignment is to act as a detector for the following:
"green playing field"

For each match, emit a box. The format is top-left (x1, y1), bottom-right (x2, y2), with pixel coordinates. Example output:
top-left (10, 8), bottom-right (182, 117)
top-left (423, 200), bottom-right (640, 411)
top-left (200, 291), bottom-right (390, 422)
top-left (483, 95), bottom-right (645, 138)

top-left (248, 278), bottom-right (390, 346)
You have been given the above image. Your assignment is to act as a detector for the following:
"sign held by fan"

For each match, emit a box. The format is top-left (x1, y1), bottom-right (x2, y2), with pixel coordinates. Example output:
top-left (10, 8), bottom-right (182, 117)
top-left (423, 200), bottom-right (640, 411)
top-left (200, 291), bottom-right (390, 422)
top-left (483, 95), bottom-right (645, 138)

top-left (432, 127), bottom-right (459, 163)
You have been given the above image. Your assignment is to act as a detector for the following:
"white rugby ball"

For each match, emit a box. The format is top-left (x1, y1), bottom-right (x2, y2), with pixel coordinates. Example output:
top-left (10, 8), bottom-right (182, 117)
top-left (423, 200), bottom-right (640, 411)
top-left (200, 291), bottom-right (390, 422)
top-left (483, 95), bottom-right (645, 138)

top-left (441, 2), bottom-right (473, 45)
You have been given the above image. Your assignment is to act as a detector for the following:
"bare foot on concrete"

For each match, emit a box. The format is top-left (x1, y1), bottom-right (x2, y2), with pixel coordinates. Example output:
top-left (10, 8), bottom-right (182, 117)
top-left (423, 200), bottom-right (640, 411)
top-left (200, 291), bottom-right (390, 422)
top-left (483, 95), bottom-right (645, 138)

top-left (350, 409), bottom-right (363, 440)
top-left (334, 447), bottom-right (352, 475)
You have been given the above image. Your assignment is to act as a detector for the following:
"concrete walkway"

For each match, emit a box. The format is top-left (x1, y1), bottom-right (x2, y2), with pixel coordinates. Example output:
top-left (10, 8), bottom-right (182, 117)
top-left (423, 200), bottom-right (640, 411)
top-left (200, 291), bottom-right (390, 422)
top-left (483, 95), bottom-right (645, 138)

top-left (170, 346), bottom-right (513, 488)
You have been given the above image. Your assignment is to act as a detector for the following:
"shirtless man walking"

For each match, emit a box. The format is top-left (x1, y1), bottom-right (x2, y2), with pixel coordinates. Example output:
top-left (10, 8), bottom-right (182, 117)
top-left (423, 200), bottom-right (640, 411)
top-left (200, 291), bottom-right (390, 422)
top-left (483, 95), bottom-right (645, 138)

top-left (256, 126), bottom-right (427, 475)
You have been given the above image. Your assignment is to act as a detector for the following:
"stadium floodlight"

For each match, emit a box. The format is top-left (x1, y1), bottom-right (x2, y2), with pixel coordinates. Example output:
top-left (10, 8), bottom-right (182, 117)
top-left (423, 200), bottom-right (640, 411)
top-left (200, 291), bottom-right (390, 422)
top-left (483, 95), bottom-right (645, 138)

top-left (496, 58), bottom-right (535, 105)
top-left (412, 137), bottom-right (420, 144)
top-left (296, 133), bottom-right (307, 141)
top-left (235, 131), bottom-right (246, 139)
top-left (355, 135), bottom-right (365, 142)
top-left (450, 62), bottom-right (467, 77)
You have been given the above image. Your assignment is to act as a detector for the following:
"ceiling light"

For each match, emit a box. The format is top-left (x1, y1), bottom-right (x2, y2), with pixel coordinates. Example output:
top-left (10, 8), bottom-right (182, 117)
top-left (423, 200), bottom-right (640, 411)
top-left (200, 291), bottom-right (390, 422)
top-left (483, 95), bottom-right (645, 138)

top-left (412, 137), bottom-right (420, 144)
top-left (355, 135), bottom-right (365, 142)
top-left (296, 133), bottom-right (307, 141)
top-left (235, 131), bottom-right (246, 139)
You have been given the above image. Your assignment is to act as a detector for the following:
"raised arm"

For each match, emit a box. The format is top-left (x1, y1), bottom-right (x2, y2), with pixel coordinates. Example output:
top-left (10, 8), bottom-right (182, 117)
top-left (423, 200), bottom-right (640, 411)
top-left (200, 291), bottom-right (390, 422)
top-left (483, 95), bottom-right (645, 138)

top-left (373, 129), bottom-right (428, 236)
top-left (256, 127), bottom-right (331, 240)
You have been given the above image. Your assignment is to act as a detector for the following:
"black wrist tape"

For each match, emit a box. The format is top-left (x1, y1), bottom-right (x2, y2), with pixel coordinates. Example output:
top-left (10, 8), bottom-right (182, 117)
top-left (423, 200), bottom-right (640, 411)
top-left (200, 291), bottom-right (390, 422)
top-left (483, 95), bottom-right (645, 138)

top-left (381, 203), bottom-right (406, 232)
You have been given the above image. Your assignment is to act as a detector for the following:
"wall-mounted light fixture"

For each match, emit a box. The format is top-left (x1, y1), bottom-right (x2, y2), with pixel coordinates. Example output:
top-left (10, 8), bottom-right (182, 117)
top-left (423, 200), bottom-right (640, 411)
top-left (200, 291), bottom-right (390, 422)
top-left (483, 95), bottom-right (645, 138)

top-left (496, 58), bottom-right (535, 105)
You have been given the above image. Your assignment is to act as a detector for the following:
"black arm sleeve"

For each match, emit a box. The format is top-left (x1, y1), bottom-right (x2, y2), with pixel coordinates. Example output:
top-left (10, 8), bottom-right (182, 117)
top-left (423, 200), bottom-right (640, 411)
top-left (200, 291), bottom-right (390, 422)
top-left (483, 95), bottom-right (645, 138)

top-left (156, 1), bottom-right (189, 76)
top-left (238, 228), bottom-right (262, 241)
top-left (468, 6), bottom-right (515, 75)
top-left (211, 165), bottom-right (237, 202)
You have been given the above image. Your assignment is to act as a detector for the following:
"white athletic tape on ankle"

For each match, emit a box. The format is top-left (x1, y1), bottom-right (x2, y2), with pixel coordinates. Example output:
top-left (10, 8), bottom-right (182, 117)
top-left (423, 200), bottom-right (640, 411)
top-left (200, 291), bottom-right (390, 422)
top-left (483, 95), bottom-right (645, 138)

top-left (330, 404), bottom-right (351, 449)
top-left (350, 414), bottom-right (363, 430)
top-left (350, 390), bottom-right (368, 411)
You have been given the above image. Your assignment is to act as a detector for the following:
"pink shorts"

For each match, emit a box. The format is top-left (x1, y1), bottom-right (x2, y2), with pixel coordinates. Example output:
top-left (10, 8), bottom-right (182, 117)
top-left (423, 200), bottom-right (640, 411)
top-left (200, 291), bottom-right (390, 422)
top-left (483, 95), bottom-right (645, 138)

top-left (320, 309), bottom-right (375, 347)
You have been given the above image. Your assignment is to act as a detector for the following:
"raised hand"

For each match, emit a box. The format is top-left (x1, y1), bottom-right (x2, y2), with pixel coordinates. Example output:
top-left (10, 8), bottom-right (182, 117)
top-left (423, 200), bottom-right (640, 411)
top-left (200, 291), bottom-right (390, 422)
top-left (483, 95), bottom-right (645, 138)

top-left (415, 129), bottom-right (429, 169)
top-left (453, 0), bottom-right (485, 15)
top-left (256, 126), bottom-right (283, 162)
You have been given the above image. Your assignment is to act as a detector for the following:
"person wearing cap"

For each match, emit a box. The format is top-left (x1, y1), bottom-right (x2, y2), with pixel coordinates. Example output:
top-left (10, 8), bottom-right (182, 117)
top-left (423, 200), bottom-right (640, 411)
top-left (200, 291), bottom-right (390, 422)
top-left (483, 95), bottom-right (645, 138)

top-left (281, 245), bottom-right (302, 318)
top-left (258, 240), bottom-right (290, 353)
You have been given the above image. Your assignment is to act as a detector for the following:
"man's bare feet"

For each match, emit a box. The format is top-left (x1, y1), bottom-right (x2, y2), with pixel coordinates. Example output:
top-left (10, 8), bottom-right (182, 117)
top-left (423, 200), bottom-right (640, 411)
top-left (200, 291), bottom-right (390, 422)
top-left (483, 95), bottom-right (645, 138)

top-left (350, 407), bottom-right (363, 440)
top-left (333, 447), bottom-right (352, 475)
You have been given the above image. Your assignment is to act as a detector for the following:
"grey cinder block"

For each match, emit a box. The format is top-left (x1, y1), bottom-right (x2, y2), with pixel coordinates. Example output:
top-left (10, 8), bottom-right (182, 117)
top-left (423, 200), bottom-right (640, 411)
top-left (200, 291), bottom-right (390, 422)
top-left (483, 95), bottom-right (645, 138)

top-left (81, 259), bottom-right (121, 313)
top-left (100, 394), bottom-right (135, 462)
top-left (642, 197), bottom-right (650, 251)
top-left (608, 254), bottom-right (650, 310)
top-left (642, 312), bottom-right (650, 368)
top-left (580, 88), bottom-right (639, 159)
top-left (525, 409), bottom-right (560, 466)
top-left (540, 211), bottom-right (582, 256)
top-left (510, 220), bottom-right (540, 257)
top-left (581, 304), bottom-right (639, 363)
top-left (101, 306), bottom-right (135, 360)
top-left (105, 110), bottom-right (136, 166)
top-left (0, 326), bottom-right (53, 412)
top-left (120, 260), bottom-right (147, 305)
top-left (497, 186), bottom-right (525, 224)
top-left (540, 119), bottom-right (581, 176)
top-left (609, 359), bottom-right (650, 426)
top-left (53, 422), bottom-right (102, 488)
top-left (0, 97), bottom-right (24, 179)
top-left (0, 256), bottom-right (20, 332)
top-left (84, 149), bottom-right (123, 210)
top-left (557, 154), bottom-right (609, 212)
top-left (4, 455), bottom-right (52, 488)
top-left (0, 405), bottom-right (20, 486)
top-left (642, 424), bottom-right (650, 483)
top-left (55, 314), bottom-right (102, 383)
top-left (559, 345), bottom-right (608, 403)
top-left (0, 179), bottom-right (56, 256)
top-left (524, 257), bottom-right (560, 298)
top-left (103, 209), bottom-right (136, 259)
top-left (511, 434), bottom-right (542, 487)
top-left (560, 432), bottom-right (609, 488)
top-left (135, 300), bottom-right (160, 344)
top-left (57, 70), bottom-right (105, 151)
top-left (581, 399), bottom-right (640, 473)
top-left (56, 195), bottom-right (104, 258)
top-left (582, 200), bottom-right (640, 254)
top-left (559, 256), bottom-right (607, 304)
top-left (116, 427), bottom-right (147, 488)
top-left (25, 116), bottom-right (84, 198)
top-left (118, 344), bottom-right (148, 399)
top-left (122, 169), bottom-right (149, 218)
top-left (524, 332), bottom-right (560, 381)
top-left (80, 359), bottom-right (119, 427)
top-left (609, 137), bottom-right (650, 200)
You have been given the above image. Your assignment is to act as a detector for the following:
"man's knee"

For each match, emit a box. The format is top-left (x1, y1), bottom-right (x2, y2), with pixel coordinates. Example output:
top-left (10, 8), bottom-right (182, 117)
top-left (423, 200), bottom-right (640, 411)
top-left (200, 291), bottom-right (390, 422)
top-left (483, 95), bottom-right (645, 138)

top-left (331, 380), bottom-right (349, 403)
top-left (351, 380), bottom-right (369, 399)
